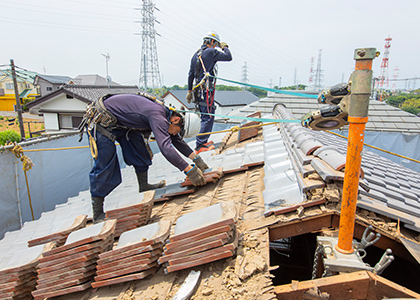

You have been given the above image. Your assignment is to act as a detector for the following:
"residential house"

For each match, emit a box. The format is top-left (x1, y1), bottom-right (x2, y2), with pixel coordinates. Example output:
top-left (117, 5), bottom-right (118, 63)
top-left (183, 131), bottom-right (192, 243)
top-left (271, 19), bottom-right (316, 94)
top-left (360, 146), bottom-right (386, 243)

top-left (162, 90), bottom-right (259, 121)
top-left (26, 85), bottom-right (140, 133)
top-left (0, 69), bottom-right (39, 111)
top-left (34, 75), bottom-right (71, 97)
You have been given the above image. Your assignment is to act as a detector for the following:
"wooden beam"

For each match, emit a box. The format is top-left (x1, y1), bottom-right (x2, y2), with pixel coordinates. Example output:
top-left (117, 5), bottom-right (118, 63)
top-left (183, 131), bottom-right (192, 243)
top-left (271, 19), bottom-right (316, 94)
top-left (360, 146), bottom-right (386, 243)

top-left (274, 271), bottom-right (370, 300)
top-left (269, 213), bottom-right (334, 241)
top-left (366, 272), bottom-right (420, 299)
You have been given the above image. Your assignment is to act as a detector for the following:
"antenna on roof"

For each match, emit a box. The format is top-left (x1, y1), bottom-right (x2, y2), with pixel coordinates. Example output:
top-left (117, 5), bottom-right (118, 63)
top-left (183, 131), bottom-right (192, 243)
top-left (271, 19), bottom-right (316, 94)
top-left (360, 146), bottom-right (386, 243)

top-left (101, 53), bottom-right (111, 87)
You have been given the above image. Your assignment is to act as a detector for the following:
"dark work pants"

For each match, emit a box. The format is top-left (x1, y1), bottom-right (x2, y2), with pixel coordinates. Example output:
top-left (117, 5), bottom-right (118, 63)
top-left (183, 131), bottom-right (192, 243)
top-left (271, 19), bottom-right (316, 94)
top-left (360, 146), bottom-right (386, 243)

top-left (196, 90), bottom-right (216, 150)
top-left (89, 128), bottom-right (152, 198)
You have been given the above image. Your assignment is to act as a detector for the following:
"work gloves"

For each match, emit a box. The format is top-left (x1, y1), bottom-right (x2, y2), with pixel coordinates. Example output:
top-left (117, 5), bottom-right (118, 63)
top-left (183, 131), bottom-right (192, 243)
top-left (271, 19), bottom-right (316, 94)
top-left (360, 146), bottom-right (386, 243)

top-left (193, 155), bottom-right (209, 172)
top-left (186, 91), bottom-right (193, 103)
top-left (185, 165), bottom-right (205, 186)
top-left (220, 42), bottom-right (229, 49)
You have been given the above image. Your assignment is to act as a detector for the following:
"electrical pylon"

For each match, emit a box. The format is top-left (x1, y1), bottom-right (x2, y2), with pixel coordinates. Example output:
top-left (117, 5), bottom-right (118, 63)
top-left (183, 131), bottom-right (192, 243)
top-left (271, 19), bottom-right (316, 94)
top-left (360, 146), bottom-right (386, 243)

top-left (138, 0), bottom-right (162, 90)
top-left (392, 66), bottom-right (399, 90)
top-left (308, 57), bottom-right (314, 88)
top-left (313, 50), bottom-right (323, 91)
top-left (241, 62), bottom-right (249, 90)
top-left (377, 36), bottom-right (392, 89)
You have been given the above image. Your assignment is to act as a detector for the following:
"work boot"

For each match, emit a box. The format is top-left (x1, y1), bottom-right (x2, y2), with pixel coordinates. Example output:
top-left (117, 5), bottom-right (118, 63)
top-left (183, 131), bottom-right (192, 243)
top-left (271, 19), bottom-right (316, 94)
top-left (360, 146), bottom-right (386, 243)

top-left (195, 144), bottom-right (215, 154)
top-left (91, 196), bottom-right (106, 224)
top-left (136, 171), bottom-right (166, 193)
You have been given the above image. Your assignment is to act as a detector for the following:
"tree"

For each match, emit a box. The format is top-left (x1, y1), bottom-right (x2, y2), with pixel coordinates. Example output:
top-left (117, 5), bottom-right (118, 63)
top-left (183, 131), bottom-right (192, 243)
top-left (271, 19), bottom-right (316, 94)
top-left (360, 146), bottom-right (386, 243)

top-left (401, 98), bottom-right (420, 115)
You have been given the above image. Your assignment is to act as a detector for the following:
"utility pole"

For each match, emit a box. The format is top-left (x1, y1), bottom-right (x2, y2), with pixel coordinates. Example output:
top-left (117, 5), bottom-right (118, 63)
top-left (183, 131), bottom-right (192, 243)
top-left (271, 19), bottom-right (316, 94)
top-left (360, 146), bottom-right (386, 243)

top-left (101, 53), bottom-right (110, 87)
top-left (137, 0), bottom-right (162, 90)
top-left (10, 59), bottom-right (25, 141)
top-left (279, 77), bottom-right (282, 89)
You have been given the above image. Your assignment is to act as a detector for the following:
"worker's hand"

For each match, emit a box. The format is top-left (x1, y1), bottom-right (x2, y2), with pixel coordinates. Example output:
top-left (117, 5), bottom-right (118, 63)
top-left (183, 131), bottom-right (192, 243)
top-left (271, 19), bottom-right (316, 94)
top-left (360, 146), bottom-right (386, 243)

top-left (193, 155), bottom-right (209, 172)
top-left (186, 91), bottom-right (193, 103)
top-left (220, 42), bottom-right (228, 49)
top-left (185, 165), bottom-right (205, 186)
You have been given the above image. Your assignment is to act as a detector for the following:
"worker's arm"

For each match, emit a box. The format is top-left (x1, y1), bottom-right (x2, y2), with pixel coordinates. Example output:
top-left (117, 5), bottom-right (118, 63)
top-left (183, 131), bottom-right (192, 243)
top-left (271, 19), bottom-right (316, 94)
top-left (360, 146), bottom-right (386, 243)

top-left (213, 46), bottom-right (232, 62)
top-left (187, 53), bottom-right (197, 91)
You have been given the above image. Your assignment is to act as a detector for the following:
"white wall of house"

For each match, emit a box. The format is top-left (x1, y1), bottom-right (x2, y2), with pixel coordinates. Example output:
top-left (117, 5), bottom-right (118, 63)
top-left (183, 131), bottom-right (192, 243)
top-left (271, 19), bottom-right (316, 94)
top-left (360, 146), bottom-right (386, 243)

top-left (41, 95), bottom-right (87, 111)
top-left (163, 94), bottom-right (187, 111)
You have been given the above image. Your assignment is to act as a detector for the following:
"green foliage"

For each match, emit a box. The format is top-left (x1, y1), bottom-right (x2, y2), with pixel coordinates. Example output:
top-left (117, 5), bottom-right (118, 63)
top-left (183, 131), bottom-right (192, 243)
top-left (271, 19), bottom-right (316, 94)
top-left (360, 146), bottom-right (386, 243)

top-left (0, 130), bottom-right (21, 146)
top-left (279, 84), bottom-right (307, 90)
top-left (386, 95), bottom-right (407, 107)
top-left (0, 115), bottom-right (3, 120)
top-left (247, 87), bottom-right (267, 98)
top-left (385, 91), bottom-right (420, 115)
top-left (215, 85), bottom-right (241, 91)
top-left (401, 98), bottom-right (420, 115)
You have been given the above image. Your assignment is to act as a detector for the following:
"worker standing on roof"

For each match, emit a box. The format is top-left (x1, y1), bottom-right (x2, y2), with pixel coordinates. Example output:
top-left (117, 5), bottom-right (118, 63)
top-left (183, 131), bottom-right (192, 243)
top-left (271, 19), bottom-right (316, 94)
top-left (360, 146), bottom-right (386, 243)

top-left (82, 93), bottom-right (209, 223)
top-left (187, 31), bottom-right (232, 154)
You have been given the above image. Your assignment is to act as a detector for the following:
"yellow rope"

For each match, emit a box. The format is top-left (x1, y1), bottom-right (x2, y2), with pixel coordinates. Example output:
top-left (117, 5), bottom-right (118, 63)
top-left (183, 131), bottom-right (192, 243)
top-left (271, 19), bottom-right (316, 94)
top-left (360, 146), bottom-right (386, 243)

top-left (326, 130), bottom-right (420, 164)
top-left (9, 142), bottom-right (35, 220)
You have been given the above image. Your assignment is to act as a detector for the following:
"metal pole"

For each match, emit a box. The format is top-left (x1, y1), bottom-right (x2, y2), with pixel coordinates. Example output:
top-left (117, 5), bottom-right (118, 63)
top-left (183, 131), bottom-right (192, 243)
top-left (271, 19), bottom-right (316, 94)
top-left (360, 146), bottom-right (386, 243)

top-left (10, 59), bottom-right (25, 141)
top-left (336, 48), bottom-right (378, 254)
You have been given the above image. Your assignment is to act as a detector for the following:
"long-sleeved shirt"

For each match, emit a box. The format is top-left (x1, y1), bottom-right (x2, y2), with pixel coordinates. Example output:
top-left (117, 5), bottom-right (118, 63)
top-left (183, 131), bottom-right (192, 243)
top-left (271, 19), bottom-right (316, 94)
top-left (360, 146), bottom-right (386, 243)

top-left (188, 45), bottom-right (232, 91)
top-left (103, 94), bottom-right (192, 171)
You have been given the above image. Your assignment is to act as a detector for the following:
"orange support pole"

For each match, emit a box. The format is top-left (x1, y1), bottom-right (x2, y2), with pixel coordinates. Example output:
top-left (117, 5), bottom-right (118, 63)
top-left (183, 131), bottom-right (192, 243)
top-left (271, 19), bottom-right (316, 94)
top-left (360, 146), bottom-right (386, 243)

top-left (336, 48), bottom-right (378, 254)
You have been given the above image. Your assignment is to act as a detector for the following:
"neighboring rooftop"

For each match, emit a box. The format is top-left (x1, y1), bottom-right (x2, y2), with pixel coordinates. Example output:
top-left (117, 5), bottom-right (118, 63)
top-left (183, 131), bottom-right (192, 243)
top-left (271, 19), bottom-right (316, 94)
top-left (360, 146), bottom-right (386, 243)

top-left (34, 74), bottom-right (72, 84)
top-left (27, 84), bottom-right (141, 111)
top-left (164, 90), bottom-right (259, 110)
top-left (230, 92), bottom-right (420, 132)
top-left (68, 74), bottom-right (120, 86)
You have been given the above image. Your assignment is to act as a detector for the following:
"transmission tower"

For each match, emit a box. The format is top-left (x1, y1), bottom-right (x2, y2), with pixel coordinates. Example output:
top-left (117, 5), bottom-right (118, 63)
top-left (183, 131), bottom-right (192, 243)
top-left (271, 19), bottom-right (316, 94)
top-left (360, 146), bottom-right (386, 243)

top-left (391, 66), bottom-right (399, 90)
top-left (313, 50), bottom-right (323, 91)
top-left (377, 36), bottom-right (392, 89)
top-left (241, 62), bottom-right (249, 90)
top-left (138, 0), bottom-right (162, 90)
top-left (308, 57), bottom-right (314, 88)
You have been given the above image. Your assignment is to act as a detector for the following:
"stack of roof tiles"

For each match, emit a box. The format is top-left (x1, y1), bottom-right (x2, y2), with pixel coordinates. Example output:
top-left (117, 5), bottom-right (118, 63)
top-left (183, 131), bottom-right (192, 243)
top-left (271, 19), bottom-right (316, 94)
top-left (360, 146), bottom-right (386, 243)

top-left (92, 220), bottom-right (171, 288)
top-left (0, 243), bottom-right (52, 300)
top-left (159, 201), bottom-right (238, 273)
top-left (27, 215), bottom-right (87, 247)
top-left (31, 220), bottom-right (116, 300)
top-left (105, 190), bottom-right (154, 237)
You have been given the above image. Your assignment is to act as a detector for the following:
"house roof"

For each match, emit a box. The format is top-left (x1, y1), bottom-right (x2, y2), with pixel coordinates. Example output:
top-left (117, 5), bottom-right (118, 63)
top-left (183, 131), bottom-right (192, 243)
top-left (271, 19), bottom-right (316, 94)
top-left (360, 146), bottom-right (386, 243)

top-left (229, 92), bottom-right (420, 133)
top-left (69, 74), bottom-right (120, 86)
top-left (34, 75), bottom-right (71, 84)
top-left (26, 84), bottom-right (141, 110)
top-left (163, 89), bottom-right (259, 109)
top-left (0, 69), bottom-right (38, 83)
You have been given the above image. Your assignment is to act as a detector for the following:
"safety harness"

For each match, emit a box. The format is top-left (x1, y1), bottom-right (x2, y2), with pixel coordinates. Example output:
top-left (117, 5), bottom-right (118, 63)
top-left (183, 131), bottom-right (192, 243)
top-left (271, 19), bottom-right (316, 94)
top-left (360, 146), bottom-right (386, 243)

top-left (78, 91), bottom-right (162, 159)
top-left (192, 46), bottom-right (217, 114)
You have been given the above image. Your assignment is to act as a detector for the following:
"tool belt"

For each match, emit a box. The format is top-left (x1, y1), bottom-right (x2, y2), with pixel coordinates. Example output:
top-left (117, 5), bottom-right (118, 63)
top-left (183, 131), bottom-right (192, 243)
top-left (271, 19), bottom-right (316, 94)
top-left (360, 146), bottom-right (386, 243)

top-left (78, 94), bottom-right (154, 159)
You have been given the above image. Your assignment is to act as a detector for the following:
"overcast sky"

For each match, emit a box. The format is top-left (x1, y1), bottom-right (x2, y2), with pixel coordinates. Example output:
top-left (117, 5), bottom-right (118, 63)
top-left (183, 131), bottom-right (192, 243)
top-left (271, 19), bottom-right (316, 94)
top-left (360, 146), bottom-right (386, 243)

top-left (2, 0), bottom-right (419, 90)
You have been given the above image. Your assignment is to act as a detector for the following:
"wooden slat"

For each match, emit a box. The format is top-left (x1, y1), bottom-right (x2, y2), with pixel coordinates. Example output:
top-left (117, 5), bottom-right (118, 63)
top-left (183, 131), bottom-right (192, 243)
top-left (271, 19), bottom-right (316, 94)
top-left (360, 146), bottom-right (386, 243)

top-left (274, 271), bottom-right (370, 300)
top-left (269, 213), bottom-right (334, 241)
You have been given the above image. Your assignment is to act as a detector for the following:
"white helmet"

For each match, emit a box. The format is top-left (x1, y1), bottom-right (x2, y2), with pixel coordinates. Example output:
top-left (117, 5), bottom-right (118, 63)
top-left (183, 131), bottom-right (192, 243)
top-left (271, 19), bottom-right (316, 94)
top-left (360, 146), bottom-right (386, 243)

top-left (181, 112), bottom-right (201, 138)
top-left (203, 31), bottom-right (220, 44)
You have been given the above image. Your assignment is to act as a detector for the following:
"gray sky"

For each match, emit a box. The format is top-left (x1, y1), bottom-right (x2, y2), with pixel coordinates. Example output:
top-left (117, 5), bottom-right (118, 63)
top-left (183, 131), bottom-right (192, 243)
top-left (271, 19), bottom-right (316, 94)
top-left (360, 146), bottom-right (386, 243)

top-left (2, 0), bottom-right (419, 90)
